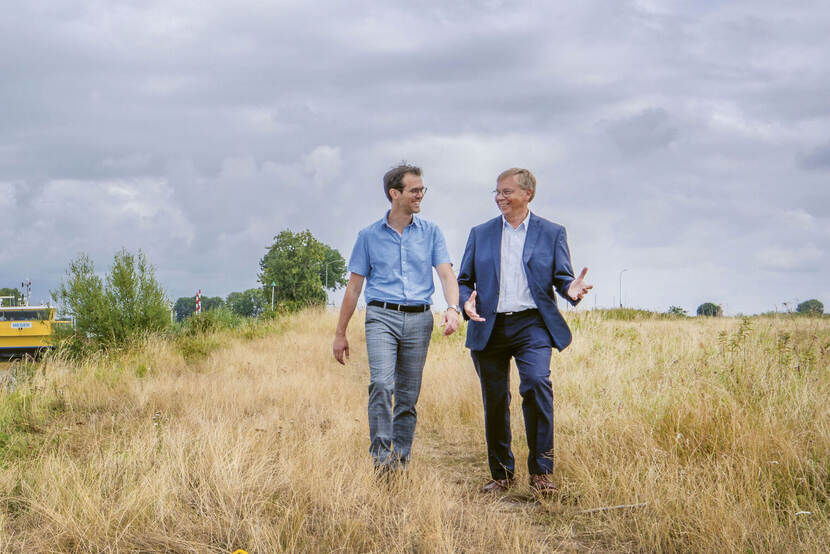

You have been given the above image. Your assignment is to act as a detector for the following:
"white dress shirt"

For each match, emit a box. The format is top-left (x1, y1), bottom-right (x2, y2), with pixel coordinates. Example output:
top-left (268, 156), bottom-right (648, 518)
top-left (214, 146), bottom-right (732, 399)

top-left (497, 210), bottom-right (538, 313)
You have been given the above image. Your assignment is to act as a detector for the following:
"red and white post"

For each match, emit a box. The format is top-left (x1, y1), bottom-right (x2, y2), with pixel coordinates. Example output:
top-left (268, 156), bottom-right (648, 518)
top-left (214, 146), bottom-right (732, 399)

top-left (195, 289), bottom-right (202, 315)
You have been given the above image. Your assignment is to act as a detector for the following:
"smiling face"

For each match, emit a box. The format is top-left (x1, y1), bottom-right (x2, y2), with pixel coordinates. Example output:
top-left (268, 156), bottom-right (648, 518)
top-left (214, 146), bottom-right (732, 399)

top-left (390, 172), bottom-right (426, 215)
top-left (494, 174), bottom-right (532, 220)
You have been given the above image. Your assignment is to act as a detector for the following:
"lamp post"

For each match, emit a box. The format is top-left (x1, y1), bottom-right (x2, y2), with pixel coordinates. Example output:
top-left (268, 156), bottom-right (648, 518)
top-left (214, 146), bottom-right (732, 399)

top-left (323, 260), bottom-right (338, 290)
top-left (322, 260), bottom-right (339, 305)
top-left (619, 269), bottom-right (628, 308)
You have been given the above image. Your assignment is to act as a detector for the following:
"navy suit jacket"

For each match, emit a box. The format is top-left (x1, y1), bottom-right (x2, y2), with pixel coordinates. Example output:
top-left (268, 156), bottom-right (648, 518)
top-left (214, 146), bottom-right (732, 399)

top-left (457, 213), bottom-right (579, 352)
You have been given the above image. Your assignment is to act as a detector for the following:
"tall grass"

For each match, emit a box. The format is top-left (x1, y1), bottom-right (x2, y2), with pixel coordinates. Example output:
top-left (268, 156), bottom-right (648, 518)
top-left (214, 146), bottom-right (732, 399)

top-left (1, 309), bottom-right (828, 552)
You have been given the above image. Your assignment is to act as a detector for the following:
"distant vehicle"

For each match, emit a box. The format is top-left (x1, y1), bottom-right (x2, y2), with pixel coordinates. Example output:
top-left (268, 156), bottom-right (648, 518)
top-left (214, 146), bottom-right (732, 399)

top-left (0, 305), bottom-right (61, 359)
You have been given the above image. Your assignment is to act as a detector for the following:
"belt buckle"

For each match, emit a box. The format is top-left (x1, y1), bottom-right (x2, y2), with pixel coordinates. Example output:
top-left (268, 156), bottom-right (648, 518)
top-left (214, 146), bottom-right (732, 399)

top-left (504, 311), bottom-right (514, 316)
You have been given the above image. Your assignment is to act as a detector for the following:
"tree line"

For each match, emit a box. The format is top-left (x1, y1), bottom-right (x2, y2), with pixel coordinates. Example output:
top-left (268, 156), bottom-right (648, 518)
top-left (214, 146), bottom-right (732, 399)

top-left (665, 299), bottom-right (824, 317)
top-left (46, 229), bottom-right (347, 351)
top-left (173, 289), bottom-right (264, 321)
top-left (5, 229), bottom-right (826, 352)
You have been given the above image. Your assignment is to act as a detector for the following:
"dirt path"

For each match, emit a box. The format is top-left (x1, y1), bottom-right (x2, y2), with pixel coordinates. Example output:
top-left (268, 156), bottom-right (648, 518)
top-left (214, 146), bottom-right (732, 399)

top-left (413, 431), bottom-right (593, 552)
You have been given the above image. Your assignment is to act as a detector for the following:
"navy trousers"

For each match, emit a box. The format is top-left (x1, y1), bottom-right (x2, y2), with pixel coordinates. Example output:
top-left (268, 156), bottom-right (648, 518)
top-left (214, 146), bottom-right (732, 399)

top-left (471, 309), bottom-right (554, 480)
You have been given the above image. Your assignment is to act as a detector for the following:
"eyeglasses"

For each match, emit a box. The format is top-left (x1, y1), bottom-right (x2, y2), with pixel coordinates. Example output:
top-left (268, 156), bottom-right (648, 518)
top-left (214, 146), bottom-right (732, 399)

top-left (405, 187), bottom-right (427, 196)
top-left (492, 189), bottom-right (516, 198)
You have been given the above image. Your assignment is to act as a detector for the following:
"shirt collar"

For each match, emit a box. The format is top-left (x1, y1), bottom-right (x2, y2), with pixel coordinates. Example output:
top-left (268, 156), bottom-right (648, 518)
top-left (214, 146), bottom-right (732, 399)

top-left (382, 210), bottom-right (420, 229)
top-left (502, 210), bottom-right (531, 231)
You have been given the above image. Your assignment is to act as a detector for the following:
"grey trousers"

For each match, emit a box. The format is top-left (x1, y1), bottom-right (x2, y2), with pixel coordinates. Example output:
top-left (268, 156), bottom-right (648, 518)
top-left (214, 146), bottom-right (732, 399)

top-left (364, 306), bottom-right (434, 468)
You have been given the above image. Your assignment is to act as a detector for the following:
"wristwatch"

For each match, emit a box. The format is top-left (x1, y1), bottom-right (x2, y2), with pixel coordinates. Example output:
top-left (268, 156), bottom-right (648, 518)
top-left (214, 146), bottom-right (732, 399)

top-left (447, 304), bottom-right (461, 313)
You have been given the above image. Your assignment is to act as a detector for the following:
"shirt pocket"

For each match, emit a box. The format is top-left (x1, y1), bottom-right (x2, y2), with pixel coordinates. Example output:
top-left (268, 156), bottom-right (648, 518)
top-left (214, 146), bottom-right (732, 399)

top-left (404, 233), bottom-right (431, 271)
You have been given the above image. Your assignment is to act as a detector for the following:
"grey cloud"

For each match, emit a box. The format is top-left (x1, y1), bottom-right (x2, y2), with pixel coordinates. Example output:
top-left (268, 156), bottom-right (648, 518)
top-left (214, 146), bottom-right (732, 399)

top-left (800, 142), bottom-right (830, 170)
top-left (2, 0), bottom-right (830, 314)
top-left (606, 108), bottom-right (678, 157)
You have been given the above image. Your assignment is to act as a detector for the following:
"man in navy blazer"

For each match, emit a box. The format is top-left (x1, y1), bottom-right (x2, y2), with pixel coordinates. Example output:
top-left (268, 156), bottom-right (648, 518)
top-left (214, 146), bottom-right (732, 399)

top-left (457, 167), bottom-right (592, 494)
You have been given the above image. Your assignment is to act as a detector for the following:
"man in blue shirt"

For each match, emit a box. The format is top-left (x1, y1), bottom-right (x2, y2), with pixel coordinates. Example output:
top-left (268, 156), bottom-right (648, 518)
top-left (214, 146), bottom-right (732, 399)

top-left (458, 168), bottom-right (592, 495)
top-left (333, 163), bottom-right (461, 473)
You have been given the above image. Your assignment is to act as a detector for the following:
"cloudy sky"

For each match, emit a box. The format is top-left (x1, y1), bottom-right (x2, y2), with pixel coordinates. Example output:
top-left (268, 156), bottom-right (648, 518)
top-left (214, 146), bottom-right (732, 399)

top-left (1, 0), bottom-right (828, 315)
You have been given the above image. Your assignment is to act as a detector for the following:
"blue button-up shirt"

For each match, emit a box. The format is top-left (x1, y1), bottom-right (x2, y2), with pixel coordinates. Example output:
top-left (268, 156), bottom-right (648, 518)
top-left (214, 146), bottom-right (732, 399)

top-left (348, 212), bottom-right (451, 305)
top-left (497, 210), bottom-right (537, 313)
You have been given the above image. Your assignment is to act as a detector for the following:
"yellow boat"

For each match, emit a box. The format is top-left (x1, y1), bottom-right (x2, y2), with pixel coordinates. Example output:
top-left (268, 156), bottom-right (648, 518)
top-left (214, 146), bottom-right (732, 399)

top-left (0, 305), bottom-right (58, 358)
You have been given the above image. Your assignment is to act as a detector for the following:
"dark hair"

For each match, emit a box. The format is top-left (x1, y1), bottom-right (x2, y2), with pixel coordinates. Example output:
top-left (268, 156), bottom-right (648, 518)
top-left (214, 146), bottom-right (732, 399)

top-left (383, 163), bottom-right (422, 202)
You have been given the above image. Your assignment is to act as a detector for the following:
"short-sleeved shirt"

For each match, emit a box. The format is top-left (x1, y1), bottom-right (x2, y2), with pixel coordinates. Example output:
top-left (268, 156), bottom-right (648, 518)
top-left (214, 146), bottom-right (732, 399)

top-left (348, 211), bottom-right (451, 305)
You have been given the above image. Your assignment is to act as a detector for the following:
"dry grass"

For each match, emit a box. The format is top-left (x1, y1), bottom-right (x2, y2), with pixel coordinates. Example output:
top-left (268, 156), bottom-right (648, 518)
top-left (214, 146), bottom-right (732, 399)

top-left (1, 310), bottom-right (829, 552)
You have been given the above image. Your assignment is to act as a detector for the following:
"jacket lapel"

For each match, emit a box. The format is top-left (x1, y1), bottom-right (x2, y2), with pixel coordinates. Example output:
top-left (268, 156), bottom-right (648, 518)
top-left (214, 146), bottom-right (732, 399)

top-left (522, 213), bottom-right (541, 266)
top-left (490, 216), bottom-right (503, 284)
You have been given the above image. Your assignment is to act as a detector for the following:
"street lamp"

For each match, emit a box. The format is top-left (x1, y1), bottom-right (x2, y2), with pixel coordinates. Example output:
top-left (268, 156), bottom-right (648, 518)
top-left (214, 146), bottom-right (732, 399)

top-left (619, 269), bottom-right (628, 308)
top-left (323, 260), bottom-right (339, 290)
top-left (322, 260), bottom-right (340, 305)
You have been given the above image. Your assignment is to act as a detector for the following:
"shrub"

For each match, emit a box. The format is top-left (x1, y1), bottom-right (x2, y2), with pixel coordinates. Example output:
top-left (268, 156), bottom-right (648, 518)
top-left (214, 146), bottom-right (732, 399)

top-left (596, 308), bottom-right (668, 321)
top-left (796, 299), bottom-right (824, 315)
top-left (173, 307), bottom-right (243, 361)
top-left (696, 302), bottom-right (722, 317)
top-left (51, 249), bottom-right (170, 352)
top-left (178, 307), bottom-right (242, 336)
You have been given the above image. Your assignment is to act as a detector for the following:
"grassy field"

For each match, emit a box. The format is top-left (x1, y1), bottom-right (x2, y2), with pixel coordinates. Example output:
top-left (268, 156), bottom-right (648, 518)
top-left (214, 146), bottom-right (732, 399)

top-left (1, 309), bottom-right (828, 552)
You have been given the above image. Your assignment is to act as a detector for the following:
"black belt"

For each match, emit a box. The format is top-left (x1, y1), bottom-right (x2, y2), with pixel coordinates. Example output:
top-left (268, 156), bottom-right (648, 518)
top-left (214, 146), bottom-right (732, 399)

top-left (368, 301), bottom-right (431, 313)
top-left (496, 308), bottom-right (538, 318)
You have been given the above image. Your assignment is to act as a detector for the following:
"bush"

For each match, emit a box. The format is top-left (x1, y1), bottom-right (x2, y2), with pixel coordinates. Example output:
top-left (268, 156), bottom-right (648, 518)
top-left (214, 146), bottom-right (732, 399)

top-left (51, 249), bottom-right (170, 351)
top-left (667, 306), bottom-right (688, 317)
top-left (595, 308), bottom-right (668, 321)
top-left (796, 299), bottom-right (824, 315)
top-left (174, 307), bottom-right (246, 361)
top-left (178, 307), bottom-right (242, 336)
top-left (696, 302), bottom-right (722, 317)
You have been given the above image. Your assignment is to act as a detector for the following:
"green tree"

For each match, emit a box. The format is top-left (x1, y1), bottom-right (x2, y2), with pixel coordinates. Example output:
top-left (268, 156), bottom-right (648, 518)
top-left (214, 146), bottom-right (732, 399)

top-left (227, 288), bottom-right (264, 317)
top-left (0, 287), bottom-right (23, 306)
top-left (201, 296), bottom-right (225, 312)
top-left (796, 299), bottom-right (824, 315)
top-left (667, 306), bottom-right (687, 317)
top-left (52, 249), bottom-right (170, 348)
top-left (696, 302), bottom-right (722, 317)
top-left (174, 296), bottom-right (196, 321)
top-left (174, 295), bottom-right (226, 321)
top-left (259, 229), bottom-right (346, 310)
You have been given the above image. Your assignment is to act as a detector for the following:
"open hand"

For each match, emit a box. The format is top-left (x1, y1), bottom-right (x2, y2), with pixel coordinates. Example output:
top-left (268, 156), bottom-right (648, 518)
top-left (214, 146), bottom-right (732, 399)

top-left (568, 267), bottom-right (593, 301)
top-left (463, 291), bottom-right (486, 322)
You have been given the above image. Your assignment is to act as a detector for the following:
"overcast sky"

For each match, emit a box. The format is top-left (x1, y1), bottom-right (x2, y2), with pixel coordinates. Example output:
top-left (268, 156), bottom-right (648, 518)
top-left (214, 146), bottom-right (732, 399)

top-left (1, 0), bottom-right (828, 315)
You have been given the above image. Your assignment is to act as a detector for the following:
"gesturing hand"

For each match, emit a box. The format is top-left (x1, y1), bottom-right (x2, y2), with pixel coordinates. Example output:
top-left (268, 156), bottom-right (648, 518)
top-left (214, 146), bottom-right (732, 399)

top-left (568, 267), bottom-right (593, 301)
top-left (463, 291), bottom-right (486, 322)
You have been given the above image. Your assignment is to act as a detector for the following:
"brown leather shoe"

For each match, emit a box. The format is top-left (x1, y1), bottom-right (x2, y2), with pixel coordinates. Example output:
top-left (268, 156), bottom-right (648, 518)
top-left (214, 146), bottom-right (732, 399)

top-left (529, 474), bottom-right (557, 495)
top-left (480, 478), bottom-right (514, 494)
